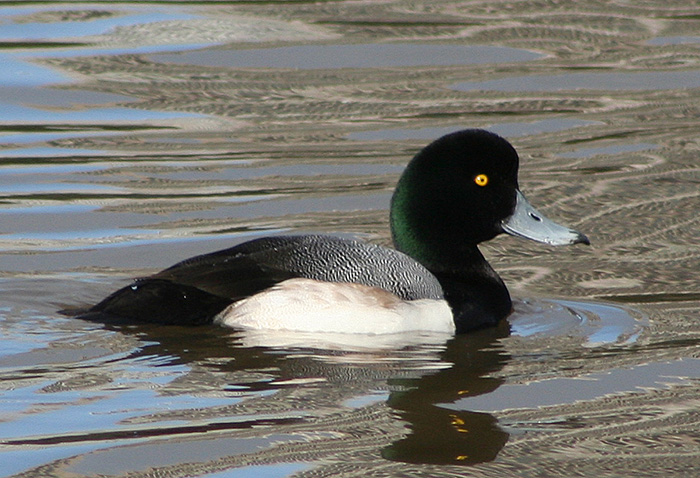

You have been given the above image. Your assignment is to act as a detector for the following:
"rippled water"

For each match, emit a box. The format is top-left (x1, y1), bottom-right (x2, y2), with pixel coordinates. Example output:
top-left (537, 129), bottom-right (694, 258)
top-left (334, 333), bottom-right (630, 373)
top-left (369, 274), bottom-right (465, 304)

top-left (1, 2), bottom-right (699, 477)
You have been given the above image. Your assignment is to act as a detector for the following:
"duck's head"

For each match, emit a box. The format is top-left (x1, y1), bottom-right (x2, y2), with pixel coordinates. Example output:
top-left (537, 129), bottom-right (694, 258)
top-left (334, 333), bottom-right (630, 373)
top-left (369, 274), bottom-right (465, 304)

top-left (390, 129), bottom-right (589, 270)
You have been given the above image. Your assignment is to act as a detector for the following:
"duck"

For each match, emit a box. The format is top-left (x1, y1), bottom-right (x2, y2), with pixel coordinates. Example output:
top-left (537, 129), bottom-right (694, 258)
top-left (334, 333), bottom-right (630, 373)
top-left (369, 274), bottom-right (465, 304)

top-left (81, 129), bottom-right (589, 334)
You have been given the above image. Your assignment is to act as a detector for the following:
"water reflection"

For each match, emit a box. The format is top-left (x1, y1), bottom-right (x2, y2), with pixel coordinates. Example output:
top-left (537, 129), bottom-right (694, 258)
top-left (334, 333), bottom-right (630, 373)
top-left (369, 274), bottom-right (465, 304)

top-left (0, 8), bottom-right (195, 40)
top-left (347, 118), bottom-right (602, 141)
top-left (0, 52), bottom-right (72, 85)
top-left (452, 70), bottom-right (700, 91)
top-left (455, 357), bottom-right (700, 413)
top-left (558, 142), bottom-right (659, 158)
top-left (647, 36), bottom-right (700, 45)
top-left (384, 325), bottom-right (511, 465)
top-left (60, 318), bottom-right (512, 468)
top-left (152, 43), bottom-right (543, 69)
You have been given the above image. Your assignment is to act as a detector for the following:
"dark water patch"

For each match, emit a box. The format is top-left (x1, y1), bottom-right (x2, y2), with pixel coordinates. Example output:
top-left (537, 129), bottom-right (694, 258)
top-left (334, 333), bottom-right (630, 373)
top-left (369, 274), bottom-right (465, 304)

top-left (0, 123), bottom-right (171, 134)
top-left (0, 125), bottom-right (175, 148)
top-left (602, 292), bottom-right (700, 304)
top-left (4, 416), bottom-right (305, 446)
top-left (319, 19), bottom-right (477, 27)
top-left (562, 130), bottom-right (642, 144)
top-left (0, 41), bottom-right (86, 49)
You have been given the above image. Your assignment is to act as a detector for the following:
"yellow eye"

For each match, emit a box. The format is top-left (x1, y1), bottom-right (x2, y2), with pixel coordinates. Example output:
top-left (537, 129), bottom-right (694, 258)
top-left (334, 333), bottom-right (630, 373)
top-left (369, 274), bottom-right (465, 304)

top-left (474, 174), bottom-right (489, 187)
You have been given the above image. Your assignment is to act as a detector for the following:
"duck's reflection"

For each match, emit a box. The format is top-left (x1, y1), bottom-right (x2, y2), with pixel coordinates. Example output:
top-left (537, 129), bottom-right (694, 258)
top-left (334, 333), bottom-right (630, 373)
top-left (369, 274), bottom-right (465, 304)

top-left (384, 321), bottom-right (511, 464)
top-left (92, 318), bottom-right (511, 466)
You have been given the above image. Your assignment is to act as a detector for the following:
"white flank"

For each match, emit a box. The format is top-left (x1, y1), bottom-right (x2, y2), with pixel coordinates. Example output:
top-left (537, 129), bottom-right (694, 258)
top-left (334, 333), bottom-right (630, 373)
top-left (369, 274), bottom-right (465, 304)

top-left (213, 278), bottom-right (455, 334)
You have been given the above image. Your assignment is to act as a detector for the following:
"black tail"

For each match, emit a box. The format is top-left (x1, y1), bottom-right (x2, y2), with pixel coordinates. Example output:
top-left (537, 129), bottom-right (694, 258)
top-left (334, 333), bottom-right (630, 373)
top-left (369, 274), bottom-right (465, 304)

top-left (77, 279), bottom-right (231, 326)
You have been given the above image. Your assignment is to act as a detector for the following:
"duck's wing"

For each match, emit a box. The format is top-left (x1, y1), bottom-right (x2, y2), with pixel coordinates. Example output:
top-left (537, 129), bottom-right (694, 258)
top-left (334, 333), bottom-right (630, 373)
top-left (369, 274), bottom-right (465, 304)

top-left (83, 237), bottom-right (307, 325)
top-left (82, 235), bottom-right (443, 325)
top-left (82, 278), bottom-right (239, 325)
top-left (150, 237), bottom-right (300, 300)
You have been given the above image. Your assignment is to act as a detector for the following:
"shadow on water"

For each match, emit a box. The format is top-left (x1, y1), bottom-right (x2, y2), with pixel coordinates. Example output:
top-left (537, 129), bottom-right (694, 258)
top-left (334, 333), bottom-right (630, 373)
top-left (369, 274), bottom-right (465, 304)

top-left (68, 316), bottom-right (512, 466)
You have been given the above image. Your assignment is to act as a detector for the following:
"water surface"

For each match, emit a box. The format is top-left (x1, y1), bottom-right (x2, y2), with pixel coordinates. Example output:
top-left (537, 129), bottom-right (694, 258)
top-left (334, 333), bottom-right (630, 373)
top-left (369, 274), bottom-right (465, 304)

top-left (1, 2), bottom-right (699, 477)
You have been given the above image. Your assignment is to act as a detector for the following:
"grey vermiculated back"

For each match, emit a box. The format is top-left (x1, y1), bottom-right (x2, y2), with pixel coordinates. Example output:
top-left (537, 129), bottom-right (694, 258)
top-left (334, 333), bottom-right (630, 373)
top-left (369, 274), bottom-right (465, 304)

top-left (165, 235), bottom-right (445, 301)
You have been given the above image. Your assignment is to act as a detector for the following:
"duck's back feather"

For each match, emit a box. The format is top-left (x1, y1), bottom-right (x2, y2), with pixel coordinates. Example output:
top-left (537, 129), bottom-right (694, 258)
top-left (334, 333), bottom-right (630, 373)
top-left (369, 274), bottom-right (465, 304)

top-left (85, 235), bottom-right (445, 325)
top-left (156, 235), bottom-right (444, 300)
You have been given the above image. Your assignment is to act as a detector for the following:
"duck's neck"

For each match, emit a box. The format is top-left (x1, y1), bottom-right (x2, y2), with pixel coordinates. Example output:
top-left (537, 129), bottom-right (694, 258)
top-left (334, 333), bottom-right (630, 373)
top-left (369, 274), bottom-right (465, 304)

top-left (430, 248), bottom-right (513, 333)
top-left (392, 232), bottom-right (512, 333)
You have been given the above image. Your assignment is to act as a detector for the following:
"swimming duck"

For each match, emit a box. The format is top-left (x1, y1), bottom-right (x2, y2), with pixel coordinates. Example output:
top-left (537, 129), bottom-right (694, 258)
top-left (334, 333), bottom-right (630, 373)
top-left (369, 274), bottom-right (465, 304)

top-left (82, 129), bottom-right (588, 334)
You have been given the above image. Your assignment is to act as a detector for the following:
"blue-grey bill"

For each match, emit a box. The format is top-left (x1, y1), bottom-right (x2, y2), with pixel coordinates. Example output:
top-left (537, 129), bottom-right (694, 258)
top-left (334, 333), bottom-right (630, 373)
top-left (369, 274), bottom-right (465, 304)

top-left (501, 190), bottom-right (590, 246)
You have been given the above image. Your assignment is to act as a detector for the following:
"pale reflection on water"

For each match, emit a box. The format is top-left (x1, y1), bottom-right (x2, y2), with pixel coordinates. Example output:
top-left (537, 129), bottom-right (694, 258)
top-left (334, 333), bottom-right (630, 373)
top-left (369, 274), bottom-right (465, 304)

top-left (151, 43), bottom-right (543, 69)
top-left (1, 1), bottom-right (700, 477)
top-left (452, 70), bottom-right (700, 92)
